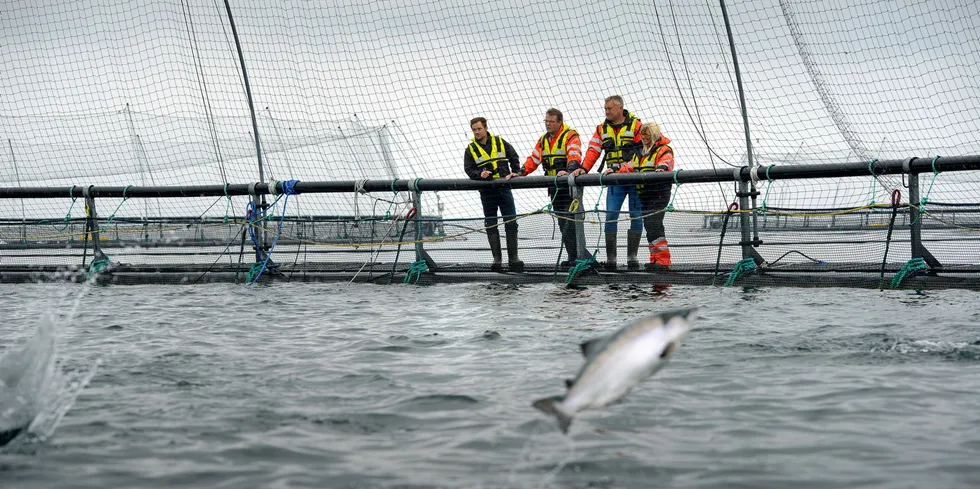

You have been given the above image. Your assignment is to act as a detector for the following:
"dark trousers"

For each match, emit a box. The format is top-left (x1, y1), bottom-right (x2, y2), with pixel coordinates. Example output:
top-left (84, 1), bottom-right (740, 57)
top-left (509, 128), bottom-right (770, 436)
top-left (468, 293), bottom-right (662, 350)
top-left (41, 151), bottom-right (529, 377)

top-left (480, 188), bottom-right (518, 234)
top-left (640, 196), bottom-right (669, 243)
top-left (549, 187), bottom-right (577, 259)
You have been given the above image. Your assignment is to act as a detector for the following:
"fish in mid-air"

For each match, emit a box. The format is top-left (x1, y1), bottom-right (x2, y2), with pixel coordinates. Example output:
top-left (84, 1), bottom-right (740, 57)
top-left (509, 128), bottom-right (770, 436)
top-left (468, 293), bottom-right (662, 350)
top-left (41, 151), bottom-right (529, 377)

top-left (532, 308), bottom-right (698, 434)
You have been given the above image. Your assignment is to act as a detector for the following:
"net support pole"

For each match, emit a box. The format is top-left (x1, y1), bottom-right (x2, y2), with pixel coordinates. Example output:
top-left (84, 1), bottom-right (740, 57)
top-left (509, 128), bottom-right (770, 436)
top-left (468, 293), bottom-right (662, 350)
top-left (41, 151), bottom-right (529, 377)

top-left (223, 0), bottom-right (269, 255)
top-left (720, 0), bottom-right (763, 264)
top-left (248, 182), bottom-right (266, 263)
top-left (571, 177), bottom-right (588, 260)
top-left (906, 163), bottom-right (942, 269)
top-left (737, 175), bottom-right (765, 265)
top-left (410, 184), bottom-right (437, 270)
top-left (82, 186), bottom-right (108, 265)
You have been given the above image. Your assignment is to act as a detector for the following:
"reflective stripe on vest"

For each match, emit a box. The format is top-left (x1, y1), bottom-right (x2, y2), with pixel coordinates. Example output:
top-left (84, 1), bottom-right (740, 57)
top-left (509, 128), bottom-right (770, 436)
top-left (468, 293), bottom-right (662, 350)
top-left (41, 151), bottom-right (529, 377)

top-left (540, 125), bottom-right (575, 176)
top-left (636, 143), bottom-right (674, 193)
top-left (636, 144), bottom-right (674, 172)
top-left (468, 135), bottom-right (508, 179)
top-left (600, 116), bottom-right (640, 166)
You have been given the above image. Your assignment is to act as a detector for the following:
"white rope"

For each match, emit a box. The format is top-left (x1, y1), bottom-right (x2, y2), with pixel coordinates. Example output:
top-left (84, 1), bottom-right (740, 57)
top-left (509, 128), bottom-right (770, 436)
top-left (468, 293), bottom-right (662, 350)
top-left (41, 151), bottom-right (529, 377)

top-left (353, 178), bottom-right (368, 224)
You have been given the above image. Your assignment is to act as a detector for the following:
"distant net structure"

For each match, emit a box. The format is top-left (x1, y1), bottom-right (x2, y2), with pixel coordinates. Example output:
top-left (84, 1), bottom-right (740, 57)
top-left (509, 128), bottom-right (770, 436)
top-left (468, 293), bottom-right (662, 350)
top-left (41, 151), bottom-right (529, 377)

top-left (1, 0), bottom-right (979, 289)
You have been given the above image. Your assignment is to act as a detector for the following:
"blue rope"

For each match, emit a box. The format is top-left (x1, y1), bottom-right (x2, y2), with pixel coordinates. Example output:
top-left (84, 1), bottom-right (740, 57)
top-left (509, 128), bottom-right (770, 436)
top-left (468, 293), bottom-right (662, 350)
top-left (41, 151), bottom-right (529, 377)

top-left (280, 179), bottom-right (300, 196)
top-left (247, 180), bottom-right (301, 284)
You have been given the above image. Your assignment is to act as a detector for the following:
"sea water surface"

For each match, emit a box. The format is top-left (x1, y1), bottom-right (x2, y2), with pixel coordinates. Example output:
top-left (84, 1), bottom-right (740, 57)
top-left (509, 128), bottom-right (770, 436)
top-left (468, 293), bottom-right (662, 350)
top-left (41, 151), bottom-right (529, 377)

top-left (1, 282), bottom-right (979, 489)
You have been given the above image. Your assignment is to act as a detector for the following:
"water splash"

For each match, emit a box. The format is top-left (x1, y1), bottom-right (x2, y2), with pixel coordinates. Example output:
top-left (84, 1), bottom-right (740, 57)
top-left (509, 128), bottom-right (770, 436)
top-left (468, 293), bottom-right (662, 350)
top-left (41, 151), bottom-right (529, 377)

top-left (0, 285), bottom-right (100, 450)
top-left (0, 316), bottom-right (58, 441)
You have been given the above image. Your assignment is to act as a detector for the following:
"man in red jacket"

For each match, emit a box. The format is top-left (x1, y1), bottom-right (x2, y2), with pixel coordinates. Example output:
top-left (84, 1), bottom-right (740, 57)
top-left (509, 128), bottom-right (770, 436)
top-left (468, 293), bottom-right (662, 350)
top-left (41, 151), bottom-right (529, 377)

top-left (519, 108), bottom-right (583, 266)
top-left (568, 95), bottom-right (644, 270)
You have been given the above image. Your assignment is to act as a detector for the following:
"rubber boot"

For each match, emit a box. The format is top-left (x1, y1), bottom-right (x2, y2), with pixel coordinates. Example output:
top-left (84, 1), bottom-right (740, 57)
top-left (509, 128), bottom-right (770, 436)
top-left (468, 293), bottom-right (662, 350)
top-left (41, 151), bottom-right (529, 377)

top-left (645, 241), bottom-right (671, 271)
top-left (604, 232), bottom-right (618, 271)
top-left (487, 228), bottom-right (503, 272)
top-left (645, 252), bottom-right (667, 271)
top-left (626, 230), bottom-right (642, 271)
top-left (505, 232), bottom-right (524, 272)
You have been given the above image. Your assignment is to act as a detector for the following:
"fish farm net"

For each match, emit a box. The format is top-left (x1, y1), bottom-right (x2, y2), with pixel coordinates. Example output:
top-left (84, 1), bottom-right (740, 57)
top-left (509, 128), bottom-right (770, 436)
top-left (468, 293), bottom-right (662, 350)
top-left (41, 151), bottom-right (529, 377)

top-left (2, 0), bottom-right (979, 288)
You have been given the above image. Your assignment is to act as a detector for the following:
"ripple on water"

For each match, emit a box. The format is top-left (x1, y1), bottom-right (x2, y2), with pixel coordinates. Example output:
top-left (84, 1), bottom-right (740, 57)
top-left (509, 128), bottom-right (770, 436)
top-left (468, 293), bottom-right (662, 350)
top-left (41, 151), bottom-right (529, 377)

top-left (3, 283), bottom-right (980, 489)
top-left (310, 412), bottom-right (425, 435)
top-left (392, 394), bottom-right (481, 412)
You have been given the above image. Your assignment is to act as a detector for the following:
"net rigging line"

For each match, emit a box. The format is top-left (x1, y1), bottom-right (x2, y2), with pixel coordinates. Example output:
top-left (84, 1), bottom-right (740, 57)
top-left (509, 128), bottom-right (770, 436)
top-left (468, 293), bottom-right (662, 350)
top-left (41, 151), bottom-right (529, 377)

top-left (779, 0), bottom-right (871, 162)
top-left (655, 0), bottom-right (736, 208)
top-left (180, 0), bottom-right (228, 184)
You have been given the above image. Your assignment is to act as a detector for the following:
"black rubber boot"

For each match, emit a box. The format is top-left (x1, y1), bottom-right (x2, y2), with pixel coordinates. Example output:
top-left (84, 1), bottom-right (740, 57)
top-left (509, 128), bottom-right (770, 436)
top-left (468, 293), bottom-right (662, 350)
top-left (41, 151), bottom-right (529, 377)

top-left (505, 232), bottom-right (524, 272)
top-left (604, 232), bottom-right (618, 271)
top-left (626, 230), bottom-right (642, 271)
top-left (487, 228), bottom-right (503, 272)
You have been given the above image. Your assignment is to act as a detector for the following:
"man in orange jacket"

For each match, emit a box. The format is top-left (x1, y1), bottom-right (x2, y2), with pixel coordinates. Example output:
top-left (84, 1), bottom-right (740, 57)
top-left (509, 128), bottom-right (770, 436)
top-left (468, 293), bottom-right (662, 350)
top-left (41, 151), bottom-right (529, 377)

top-left (568, 95), bottom-right (644, 270)
top-left (625, 122), bottom-right (675, 270)
top-left (519, 108), bottom-right (583, 266)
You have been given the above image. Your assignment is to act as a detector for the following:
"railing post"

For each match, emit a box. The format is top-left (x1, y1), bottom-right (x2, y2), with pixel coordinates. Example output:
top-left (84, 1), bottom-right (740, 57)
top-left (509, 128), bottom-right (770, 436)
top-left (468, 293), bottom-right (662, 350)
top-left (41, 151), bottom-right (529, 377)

top-left (737, 170), bottom-right (765, 264)
top-left (570, 176), bottom-right (588, 260)
top-left (906, 159), bottom-right (942, 268)
top-left (248, 182), bottom-right (266, 263)
top-left (82, 186), bottom-right (108, 266)
top-left (410, 181), bottom-right (437, 270)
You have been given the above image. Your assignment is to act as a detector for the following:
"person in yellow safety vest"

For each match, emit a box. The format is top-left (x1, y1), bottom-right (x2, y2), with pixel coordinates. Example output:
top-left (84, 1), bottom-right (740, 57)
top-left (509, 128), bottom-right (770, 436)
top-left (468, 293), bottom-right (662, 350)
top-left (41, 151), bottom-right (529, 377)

top-left (518, 108), bottom-right (583, 267)
top-left (622, 121), bottom-right (675, 270)
top-left (568, 95), bottom-right (644, 271)
top-left (463, 116), bottom-right (524, 272)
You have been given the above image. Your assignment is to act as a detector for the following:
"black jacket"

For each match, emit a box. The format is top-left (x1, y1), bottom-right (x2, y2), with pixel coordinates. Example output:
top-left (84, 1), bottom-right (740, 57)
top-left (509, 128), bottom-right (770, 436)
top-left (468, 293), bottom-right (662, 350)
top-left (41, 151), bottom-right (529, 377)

top-left (463, 135), bottom-right (521, 180)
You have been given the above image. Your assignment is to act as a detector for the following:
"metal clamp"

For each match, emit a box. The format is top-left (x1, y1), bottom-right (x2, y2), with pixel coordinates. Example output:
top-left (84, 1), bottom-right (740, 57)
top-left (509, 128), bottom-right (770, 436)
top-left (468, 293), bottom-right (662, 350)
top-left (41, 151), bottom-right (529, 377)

top-left (901, 157), bottom-right (916, 188)
top-left (750, 164), bottom-right (762, 186)
top-left (566, 173), bottom-right (577, 198)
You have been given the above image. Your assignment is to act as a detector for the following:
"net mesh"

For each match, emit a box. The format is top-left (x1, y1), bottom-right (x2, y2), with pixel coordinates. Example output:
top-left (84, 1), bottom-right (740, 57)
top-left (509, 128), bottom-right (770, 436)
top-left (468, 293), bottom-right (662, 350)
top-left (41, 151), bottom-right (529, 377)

top-left (1, 0), bottom-right (979, 287)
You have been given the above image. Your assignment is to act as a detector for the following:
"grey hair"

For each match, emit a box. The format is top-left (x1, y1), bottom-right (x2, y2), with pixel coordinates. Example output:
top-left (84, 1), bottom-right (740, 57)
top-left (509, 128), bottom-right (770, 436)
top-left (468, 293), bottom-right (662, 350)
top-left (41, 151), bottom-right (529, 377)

top-left (604, 95), bottom-right (624, 107)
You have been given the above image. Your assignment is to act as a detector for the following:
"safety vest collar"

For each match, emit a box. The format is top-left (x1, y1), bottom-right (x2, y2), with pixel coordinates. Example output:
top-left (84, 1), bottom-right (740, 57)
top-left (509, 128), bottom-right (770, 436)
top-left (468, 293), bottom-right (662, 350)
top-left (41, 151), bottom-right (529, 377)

top-left (542, 125), bottom-right (571, 154)
top-left (469, 134), bottom-right (508, 177)
top-left (601, 110), bottom-right (636, 130)
top-left (638, 141), bottom-right (673, 170)
top-left (601, 114), bottom-right (639, 136)
top-left (540, 125), bottom-right (576, 176)
top-left (469, 134), bottom-right (505, 160)
top-left (600, 115), bottom-right (639, 166)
